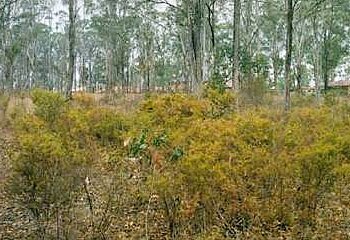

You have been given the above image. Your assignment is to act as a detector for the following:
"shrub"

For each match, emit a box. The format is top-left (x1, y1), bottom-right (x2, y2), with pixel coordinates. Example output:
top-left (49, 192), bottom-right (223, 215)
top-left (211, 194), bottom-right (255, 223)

top-left (88, 108), bottom-right (128, 146)
top-left (137, 94), bottom-right (209, 131)
top-left (31, 89), bottom-right (66, 125)
top-left (203, 87), bottom-right (236, 118)
top-left (5, 92), bottom-right (350, 239)
top-left (8, 129), bottom-right (87, 238)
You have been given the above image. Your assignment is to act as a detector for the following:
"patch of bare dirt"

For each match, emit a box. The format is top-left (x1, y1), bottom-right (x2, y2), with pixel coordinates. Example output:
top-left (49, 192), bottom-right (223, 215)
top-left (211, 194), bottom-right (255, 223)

top-left (0, 96), bottom-right (13, 182)
top-left (0, 96), bottom-right (18, 238)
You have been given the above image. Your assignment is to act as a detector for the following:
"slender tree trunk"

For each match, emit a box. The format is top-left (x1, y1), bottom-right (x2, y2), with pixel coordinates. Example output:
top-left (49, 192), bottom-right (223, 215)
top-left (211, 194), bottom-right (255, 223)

top-left (3, 2), bottom-right (13, 91)
top-left (295, 24), bottom-right (304, 94)
top-left (4, 55), bottom-right (13, 90)
top-left (126, 62), bottom-right (130, 93)
top-left (322, 2), bottom-right (334, 92)
top-left (271, 31), bottom-right (281, 89)
top-left (245, 0), bottom-right (253, 81)
top-left (313, 52), bottom-right (320, 101)
top-left (233, 0), bottom-right (241, 91)
top-left (207, 2), bottom-right (216, 74)
top-left (106, 48), bottom-right (112, 91)
top-left (296, 63), bottom-right (302, 93)
top-left (67, 0), bottom-right (76, 99)
top-left (322, 28), bottom-right (329, 91)
top-left (147, 68), bottom-right (150, 92)
top-left (120, 49), bottom-right (126, 93)
top-left (178, 31), bottom-right (190, 92)
top-left (88, 59), bottom-right (92, 92)
top-left (284, 0), bottom-right (294, 110)
top-left (202, 10), bottom-right (208, 83)
top-left (191, 7), bottom-right (200, 91)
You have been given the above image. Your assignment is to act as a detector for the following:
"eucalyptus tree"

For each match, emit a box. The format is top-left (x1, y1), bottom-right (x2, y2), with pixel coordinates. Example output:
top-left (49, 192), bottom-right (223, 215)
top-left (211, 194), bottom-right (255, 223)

top-left (89, 0), bottom-right (141, 92)
top-left (0, 0), bottom-right (51, 91)
top-left (284, 0), bottom-right (296, 110)
top-left (232, 0), bottom-right (240, 90)
top-left (1, 0), bottom-right (349, 97)
top-left (66, 0), bottom-right (76, 98)
top-left (293, 0), bottom-right (350, 93)
top-left (260, 1), bottom-right (284, 88)
top-left (137, 0), bottom-right (156, 92)
top-left (0, 0), bottom-right (20, 90)
top-left (150, 0), bottom-right (220, 92)
top-left (319, 0), bottom-right (349, 90)
top-left (166, 0), bottom-right (207, 92)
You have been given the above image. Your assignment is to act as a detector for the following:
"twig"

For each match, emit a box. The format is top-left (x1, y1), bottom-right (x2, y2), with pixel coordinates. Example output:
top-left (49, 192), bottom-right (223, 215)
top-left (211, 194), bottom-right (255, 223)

top-left (83, 176), bottom-right (94, 228)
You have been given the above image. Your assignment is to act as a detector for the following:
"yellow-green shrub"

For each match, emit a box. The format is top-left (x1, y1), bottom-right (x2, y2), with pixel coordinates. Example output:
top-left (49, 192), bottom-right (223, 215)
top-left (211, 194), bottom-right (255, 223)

top-left (138, 94), bottom-right (209, 129)
top-left (6, 91), bottom-right (350, 239)
top-left (31, 89), bottom-right (66, 124)
top-left (88, 108), bottom-right (128, 146)
top-left (202, 87), bottom-right (236, 118)
top-left (8, 129), bottom-right (87, 237)
top-left (134, 94), bottom-right (350, 238)
top-left (14, 114), bottom-right (46, 134)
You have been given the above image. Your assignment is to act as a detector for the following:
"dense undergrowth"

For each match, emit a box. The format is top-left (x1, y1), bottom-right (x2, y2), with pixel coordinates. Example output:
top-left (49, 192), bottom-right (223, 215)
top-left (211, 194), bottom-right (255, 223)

top-left (1, 89), bottom-right (350, 239)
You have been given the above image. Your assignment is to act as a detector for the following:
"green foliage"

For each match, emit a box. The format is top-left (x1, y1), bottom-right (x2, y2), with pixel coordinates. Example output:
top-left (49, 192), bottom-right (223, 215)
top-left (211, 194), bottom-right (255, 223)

top-left (203, 86), bottom-right (236, 118)
top-left (31, 89), bottom-right (66, 124)
top-left (129, 129), bottom-right (149, 158)
top-left (207, 75), bottom-right (227, 94)
top-left (152, 132), bottom-right (168, 147)
top-left (241, 52), bottom-right (269, 79)
top-left (170, 147), bottom-right (184, 162)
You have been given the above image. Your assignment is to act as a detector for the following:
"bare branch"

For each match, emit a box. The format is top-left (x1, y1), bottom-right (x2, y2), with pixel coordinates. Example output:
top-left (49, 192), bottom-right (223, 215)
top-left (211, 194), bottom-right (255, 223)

top-left (146, 0), bottom-right (180, 10)
top-left (0, 0), bottom-right (19, 13)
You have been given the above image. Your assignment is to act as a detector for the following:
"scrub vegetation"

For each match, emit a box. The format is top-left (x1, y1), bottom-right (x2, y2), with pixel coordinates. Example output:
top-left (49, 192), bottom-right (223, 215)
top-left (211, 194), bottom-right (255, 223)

top-left (1, 89), bottom-right (350, 239)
